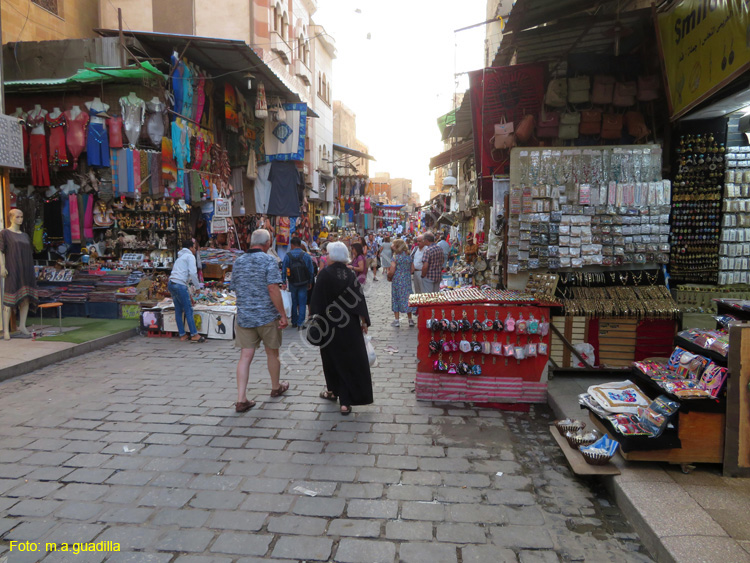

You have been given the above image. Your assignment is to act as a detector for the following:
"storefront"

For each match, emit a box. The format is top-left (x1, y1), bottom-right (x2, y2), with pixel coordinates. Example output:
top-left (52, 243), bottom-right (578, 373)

top-left (0, 32), bottom-right (316, 337)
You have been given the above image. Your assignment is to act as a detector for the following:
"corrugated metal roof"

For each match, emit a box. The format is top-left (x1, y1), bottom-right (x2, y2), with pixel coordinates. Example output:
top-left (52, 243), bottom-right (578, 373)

top-left (429, 139), bottom-right (474, 170)
top-left (441, 91), bottom-right (472, 141)
top-left (333, 143), bottom-right (376, 161)
top-left (94, 29), bottom-right (317, 116)
top-left (504, 0), bottom-right (604, 33)
top-left (494, 10), bottom-right (649, 66)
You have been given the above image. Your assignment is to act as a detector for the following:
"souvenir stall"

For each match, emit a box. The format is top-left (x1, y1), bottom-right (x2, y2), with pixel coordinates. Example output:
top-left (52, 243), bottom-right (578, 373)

top-left (567, 318), bottom-right (750, 475)
top-left (335, 175), bottom-right (375, 234)
top-left (3, 42), bottom-right (307, 324)
top-left (375, 204), bottom-right (404, 232)
top-left (410, 287), bottom-right (556, 404)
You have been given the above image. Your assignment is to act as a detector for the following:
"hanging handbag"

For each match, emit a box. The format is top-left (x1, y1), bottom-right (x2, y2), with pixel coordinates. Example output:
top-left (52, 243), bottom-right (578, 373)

top-left (214, 197), bottom-right (231, 218)
top-left (559, 112), bottom-right (581, 140)
top-left (567, 76), bottom-right (591, 104)
top-left (625, 111), bottom-right (650, 140)
top-left (515, 114), bottom-right (536, 143)
top-left (536, 109), bottom-right (560, 139)
top-left (591, 75), bottom-right (615, 105)
top-left (491, 116), bottom-right (515, 149)
top-left (210, 216), bottom-right (228, 234)
top-left (637, 75), bottom-right (660, 101)
top-left (601, 113), bottom-right (624, 140)
top-left (545, 78), bottom-right (568, 107)
top-left (579, 109), bottom-right (602, 136)
top-left (613, 82), bottom-right (637, 107)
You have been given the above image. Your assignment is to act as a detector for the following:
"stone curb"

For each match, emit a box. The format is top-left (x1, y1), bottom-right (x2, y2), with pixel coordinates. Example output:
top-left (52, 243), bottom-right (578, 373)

top-left (0, 328), bottom-right (138, 383)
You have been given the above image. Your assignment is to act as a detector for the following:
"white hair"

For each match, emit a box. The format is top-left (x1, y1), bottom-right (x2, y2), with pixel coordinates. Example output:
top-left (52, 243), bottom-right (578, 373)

top-left (327, 241), bottom-right (350, 264)
top-left (250, 229), bottom-right (271, 246)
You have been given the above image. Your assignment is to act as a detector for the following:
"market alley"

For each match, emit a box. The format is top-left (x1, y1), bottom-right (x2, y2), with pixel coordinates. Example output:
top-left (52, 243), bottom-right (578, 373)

top-left (0, 278), bottom-right (652, 562)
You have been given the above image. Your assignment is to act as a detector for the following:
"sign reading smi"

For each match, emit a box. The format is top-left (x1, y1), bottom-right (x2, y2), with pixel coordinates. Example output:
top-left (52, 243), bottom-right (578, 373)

top-left (657, 0), bottom-right (750, 118)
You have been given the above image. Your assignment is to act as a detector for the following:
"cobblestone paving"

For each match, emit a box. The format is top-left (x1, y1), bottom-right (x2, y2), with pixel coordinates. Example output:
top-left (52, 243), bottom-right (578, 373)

top-left (0, 276), bottom-right (654, 562)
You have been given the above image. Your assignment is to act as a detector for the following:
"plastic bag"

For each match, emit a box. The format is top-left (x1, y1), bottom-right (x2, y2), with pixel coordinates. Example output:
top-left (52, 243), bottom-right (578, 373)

top-left (365, 335), bottom-right (377, 367)
top-left (281, 290), bottom-right (292, 318)
top-left (574, 343), bottom-right (596, 367)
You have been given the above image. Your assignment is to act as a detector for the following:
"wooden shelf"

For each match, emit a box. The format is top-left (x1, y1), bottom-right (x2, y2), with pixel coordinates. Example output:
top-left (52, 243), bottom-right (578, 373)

top-left (549, 426), bottom-right (620, 476)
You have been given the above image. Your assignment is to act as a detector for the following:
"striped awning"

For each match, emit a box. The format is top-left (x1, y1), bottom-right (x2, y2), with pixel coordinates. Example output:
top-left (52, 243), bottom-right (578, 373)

top-left (429, 139), bottom-right (474, 170)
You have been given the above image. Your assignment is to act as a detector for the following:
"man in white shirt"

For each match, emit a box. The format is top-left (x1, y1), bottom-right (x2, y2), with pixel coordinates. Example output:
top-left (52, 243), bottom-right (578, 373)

top-left (168, 239), bottom-right (204, 342)
top-left (437, 235), bottom-right (451, 268)
top-left (411, 235), bottom-right (426, 294)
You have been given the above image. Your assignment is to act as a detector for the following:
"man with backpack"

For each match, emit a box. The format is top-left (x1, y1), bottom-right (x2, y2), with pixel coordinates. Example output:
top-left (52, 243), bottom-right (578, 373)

top-left (281, 237), bottom-right (315, 329)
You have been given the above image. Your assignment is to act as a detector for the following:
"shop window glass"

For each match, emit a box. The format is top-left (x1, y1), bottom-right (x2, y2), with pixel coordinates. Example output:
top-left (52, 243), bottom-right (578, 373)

top-left (33, 0), bottom-right (59, 16)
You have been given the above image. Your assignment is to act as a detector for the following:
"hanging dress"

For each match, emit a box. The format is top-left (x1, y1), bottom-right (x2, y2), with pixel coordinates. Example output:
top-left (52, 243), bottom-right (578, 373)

top-left (120, 96), bottom-right (146, 149)
top-left (28, 112), bottom-right (50, 186)
top-left (86, 108), bottom-right (110, 168)
top-left (46, 113), bottom-right (69, 167)
top-left (0, 229), bottom-right (39, 308)
top-left (64, 110), bottom-right (89, 169)
top-left (145, 100), bottom-right (166, 146)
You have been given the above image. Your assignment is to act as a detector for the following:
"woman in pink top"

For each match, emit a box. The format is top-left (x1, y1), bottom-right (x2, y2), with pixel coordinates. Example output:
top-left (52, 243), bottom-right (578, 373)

top-left (349, 243), bottom-right (367, 285)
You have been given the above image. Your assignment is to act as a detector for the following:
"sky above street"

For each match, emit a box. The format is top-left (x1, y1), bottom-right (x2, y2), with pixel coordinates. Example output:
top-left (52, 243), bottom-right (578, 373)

top-left (315, 0), bottom-right (487, 204)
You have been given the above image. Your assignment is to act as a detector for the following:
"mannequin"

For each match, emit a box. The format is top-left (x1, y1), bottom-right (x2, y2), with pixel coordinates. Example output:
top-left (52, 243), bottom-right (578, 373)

top-left (27, 105), bottom-right (50, 186)
top-left (1, 209), bottom-right (38, 340)
top-left (12, 107), bottom-right (29, 158)
top-left (64, 105), bottom-right (89, 169)
top-left (46, 107), bottom-right (69, 167)
top-left (120, 92), bottom-right (146, 148)
top-left (145, 97), bottom-right (166, 146)
top-left (85, 98), bottom-right (110, 167)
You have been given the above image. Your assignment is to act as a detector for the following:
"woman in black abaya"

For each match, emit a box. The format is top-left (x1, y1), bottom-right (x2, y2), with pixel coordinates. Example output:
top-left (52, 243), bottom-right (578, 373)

top-left (309, 241), bottom-right (373, 415)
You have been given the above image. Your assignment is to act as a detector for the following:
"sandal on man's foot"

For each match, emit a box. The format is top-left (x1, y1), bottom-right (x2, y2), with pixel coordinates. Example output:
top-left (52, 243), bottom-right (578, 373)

top-left (235, 400), bottom-right (256, 413)
top-left (270, 381), bottom-right (290, 397)
top-left (340, 405), bottom-right (352, 415)
top-left (320, 390), bottom-right (338, 401)
top-left (190, 335), bottom-right (207, 343)
top-left (180, 334), bottom-right (189, 341)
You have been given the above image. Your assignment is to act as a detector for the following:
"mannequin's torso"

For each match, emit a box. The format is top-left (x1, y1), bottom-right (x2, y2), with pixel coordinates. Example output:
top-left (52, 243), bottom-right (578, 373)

top-left (85, 98), bottom-right (110, 126)
top-left (67, 105), bottom-right (82, 120)
top-left (28, 105), bottom-right (47, 135)
top-left (48, 107), bottom-right (62, 119)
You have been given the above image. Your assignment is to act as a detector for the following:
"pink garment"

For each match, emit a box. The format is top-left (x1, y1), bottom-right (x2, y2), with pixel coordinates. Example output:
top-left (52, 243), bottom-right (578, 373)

top-left (69, 195), bottom-right (81, 243)
top-left (64, 110), bottom-right (89, 169)
top-left (195, 75), bottom-right (206, 124)
top-left (83, 195), bottom-right (94, 239)
top-left (364, 196), bottom-right (372, 213)
top-left (133, 150), bottom-right (141, 197)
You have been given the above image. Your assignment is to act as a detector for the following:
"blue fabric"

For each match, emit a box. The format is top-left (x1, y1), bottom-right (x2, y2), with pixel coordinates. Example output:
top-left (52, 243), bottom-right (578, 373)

top-left (126, 149), bottom-right (134, 194)
top-left (290, 284), bottom-right (308, 326)
top-left (168, 281), bottom-right (198, 336)
top-left (87, 123), bottom-right (110, 167)
top-left (171, 54), bottom-right (184, 116)
top-left (61, 195), bottom-right (71, 245)
top-left (281, 248), bottom-right (314, 287)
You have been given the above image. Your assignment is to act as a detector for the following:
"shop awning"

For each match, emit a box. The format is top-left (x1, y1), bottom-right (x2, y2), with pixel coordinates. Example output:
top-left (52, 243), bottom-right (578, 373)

top-left (4, 61), bottom-right (165, 91)
top-left (429, 139), bottom-right (474, 170)
top-left (437, 110), bottom-right (456, 137)
top-left (438, 91), bottom-right (473, 141)
top-left (333, 143), bottom-right (376, 161)
top-left (494, 9), bottom-right (649, 67)
top-left (94, 29), bottom-right (318, 117)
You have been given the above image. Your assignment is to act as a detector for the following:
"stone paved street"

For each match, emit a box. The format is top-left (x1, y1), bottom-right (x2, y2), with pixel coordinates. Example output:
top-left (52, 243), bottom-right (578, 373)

top-left (0, 277), bottom-right (654, 562)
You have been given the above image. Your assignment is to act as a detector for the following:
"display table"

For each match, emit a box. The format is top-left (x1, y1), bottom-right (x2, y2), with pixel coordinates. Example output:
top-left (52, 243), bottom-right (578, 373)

top-left (411, 288), bottom-right (555, 403)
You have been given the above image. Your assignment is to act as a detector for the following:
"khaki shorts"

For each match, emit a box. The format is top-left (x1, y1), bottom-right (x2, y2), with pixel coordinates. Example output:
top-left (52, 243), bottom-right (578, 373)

top-left (367, 257), bottom-right (378, 269)
top-left (235, 320), bottom-right (282, 350)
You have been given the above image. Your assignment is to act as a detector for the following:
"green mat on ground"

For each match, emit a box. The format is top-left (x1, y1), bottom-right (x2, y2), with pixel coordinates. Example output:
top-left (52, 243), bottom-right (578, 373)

top-left (27, 317), bottom-right (138, 344)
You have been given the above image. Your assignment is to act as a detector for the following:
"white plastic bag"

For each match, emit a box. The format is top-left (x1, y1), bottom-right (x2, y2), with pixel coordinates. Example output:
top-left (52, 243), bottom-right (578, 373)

top-left (281, 290), bottom-right (292, 318)
top-left (365, 335), bottom-right (377, 367)
top-left (574, 342), bottom-right (596, 367)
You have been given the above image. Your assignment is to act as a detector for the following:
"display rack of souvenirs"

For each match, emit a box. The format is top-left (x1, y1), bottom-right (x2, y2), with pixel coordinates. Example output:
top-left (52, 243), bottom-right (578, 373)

top-left (508, 145), bottom-right (669, 273)
top-left (720, 147), bottom-right (750, 285)
top-left (670, 133), bottom-right (725, 284)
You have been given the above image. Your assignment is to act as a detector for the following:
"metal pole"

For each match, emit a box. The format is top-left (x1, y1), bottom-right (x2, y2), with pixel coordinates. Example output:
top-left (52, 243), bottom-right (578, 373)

top-left (118, 8), bottom-right (126, 67)
top-left (0, 2), bottom-right (5, 114)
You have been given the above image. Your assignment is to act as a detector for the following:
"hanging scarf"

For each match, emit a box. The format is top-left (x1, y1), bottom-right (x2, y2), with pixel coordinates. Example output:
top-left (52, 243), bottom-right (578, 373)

top-left (69, 194), bottom-right (81, 243)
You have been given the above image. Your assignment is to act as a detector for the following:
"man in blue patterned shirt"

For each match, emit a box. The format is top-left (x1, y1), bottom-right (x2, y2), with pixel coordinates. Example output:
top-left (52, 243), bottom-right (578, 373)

top-left (230, 229), bottom-right (290, 412)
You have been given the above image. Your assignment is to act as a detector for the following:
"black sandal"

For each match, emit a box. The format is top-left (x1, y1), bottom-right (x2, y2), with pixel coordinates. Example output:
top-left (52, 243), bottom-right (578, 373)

top-left (340, 405), bottom-right (352, 415)
top-left (320, 390), bottom-right (338, 401)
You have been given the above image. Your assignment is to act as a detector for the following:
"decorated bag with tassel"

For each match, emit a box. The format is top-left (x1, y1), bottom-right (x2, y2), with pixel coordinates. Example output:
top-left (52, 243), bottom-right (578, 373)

top-left (255, 81), bottom-right (268, 119)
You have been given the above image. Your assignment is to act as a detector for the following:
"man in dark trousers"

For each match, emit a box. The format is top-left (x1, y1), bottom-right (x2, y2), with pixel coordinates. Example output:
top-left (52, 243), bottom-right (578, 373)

top-left (281, 236), bottom-right (315, 329)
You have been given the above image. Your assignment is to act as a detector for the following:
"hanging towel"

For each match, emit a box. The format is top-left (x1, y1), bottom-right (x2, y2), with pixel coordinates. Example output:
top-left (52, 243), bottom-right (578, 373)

top-left (117, 149), bottom-right (129, 197)
top-left (83, 194), bottom-right (94, 239)
top-left (126, 149), bottom-right (135, 195)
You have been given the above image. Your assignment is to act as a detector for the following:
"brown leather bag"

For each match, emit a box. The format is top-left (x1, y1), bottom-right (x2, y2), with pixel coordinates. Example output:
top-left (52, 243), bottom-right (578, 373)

top-left (515, 114), bottom-right (536, 143)
top-left (579, 110), bottom-right (602, 136)
top-left (601, 113), bottom-right (624, 140)
top-left (625, 111), bottom-right (650, 140)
